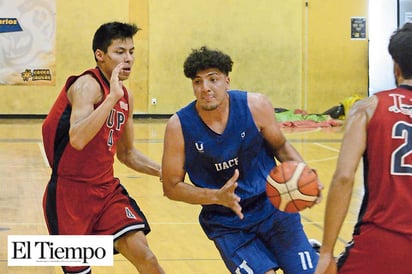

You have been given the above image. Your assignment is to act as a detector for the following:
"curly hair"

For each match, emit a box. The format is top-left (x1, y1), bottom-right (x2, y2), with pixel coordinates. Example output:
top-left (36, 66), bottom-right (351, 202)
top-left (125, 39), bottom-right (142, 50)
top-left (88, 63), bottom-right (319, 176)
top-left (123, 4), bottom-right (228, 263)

top-left (183, 46), bottom-right (233, 79)
top-left (389, 22), bottom-right (412, 78)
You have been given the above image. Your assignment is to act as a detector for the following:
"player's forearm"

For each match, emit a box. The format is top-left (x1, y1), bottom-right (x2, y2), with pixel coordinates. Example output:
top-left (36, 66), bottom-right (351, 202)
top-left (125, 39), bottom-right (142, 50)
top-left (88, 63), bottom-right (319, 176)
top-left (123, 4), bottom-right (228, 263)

top-left (274, 141), bottom-right (304, 163)
top-left (321, 177), bottom-right (354, 253)
top-left (119, 148), bottom-right (161, 177)
top-left (70, 94), bottom-right (119, 150)
top-left (163, 181), bottom-right (219, 205)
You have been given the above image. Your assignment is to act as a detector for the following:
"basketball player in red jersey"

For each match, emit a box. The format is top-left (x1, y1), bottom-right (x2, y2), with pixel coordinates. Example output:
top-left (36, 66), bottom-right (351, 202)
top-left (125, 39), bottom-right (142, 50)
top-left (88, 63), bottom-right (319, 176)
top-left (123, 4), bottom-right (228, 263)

top-left (42, 22), bottom-right (165, 274)
top-left (315, 22), bottom-right (412, 274)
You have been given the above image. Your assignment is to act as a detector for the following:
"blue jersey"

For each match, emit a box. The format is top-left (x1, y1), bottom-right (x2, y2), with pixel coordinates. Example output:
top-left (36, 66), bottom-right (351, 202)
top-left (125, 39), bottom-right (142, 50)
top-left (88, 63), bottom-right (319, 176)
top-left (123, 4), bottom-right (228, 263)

top-left (177, 91), bottom-right (277, 233)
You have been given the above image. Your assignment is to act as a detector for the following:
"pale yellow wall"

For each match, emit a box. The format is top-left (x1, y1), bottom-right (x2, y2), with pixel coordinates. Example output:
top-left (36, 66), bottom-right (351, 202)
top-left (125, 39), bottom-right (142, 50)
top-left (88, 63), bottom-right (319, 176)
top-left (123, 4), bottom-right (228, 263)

top-left (143, 0), bottom-right (304, 114)
top-left (306, 0), bottom-right (369, 113)
top-left (129, 0), bottom-right (149, 113)
top-left (0, 0), bottom-right (369, 115)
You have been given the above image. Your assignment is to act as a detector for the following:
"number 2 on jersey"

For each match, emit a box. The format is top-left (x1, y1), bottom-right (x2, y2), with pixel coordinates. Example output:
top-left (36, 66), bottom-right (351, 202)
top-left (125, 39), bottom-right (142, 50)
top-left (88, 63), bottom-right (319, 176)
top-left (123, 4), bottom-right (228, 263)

top-left (391, 121), bottom-right (412, 175)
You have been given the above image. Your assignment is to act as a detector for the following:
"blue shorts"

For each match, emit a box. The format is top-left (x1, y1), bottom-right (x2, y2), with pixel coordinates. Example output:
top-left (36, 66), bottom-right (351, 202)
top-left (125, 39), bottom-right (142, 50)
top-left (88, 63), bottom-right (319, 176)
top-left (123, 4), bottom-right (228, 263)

top-left (200, 195), bottom-right (319, 273)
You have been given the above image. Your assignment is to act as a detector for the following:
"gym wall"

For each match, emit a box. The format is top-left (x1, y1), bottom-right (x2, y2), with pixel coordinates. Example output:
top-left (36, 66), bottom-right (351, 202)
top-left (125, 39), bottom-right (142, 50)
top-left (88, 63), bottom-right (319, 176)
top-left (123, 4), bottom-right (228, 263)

top-left (306, 0), bottom-right (368, 113)
top-left (0, 0), bottom-right (368, 116)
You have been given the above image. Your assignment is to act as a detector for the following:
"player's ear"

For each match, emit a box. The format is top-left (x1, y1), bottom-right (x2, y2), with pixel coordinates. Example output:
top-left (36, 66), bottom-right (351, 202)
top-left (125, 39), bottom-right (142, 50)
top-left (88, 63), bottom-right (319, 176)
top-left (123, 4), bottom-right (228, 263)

top-left (225, 76), bottom-right (230, 89)
top-left (95, 49), bottom-right (104, 62)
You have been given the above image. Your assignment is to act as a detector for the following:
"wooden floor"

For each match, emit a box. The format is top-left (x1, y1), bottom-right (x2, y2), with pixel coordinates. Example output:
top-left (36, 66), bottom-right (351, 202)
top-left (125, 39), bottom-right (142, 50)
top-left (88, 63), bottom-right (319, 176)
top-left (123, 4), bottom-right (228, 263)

top-left (0, 118), bottom-right (364, 274)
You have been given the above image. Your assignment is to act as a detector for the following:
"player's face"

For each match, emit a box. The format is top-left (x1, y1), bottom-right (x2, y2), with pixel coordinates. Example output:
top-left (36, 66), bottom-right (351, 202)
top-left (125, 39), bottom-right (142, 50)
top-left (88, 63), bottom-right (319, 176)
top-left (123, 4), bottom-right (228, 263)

top-left (97, 38), bottom-right (135, 81)
top-left (192, 68), bottom-right (230, 111)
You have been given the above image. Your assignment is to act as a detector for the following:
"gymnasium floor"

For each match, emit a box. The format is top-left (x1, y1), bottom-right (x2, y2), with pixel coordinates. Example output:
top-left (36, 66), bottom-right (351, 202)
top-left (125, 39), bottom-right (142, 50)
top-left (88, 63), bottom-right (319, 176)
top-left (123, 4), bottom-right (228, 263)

top-left (0, 118), bottom-right (364, 274)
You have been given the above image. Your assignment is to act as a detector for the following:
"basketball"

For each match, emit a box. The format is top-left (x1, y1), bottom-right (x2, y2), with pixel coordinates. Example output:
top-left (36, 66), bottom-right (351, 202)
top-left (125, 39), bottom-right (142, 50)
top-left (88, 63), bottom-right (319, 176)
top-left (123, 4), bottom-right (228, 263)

top-left (266, 161), bottom-right (320, 212)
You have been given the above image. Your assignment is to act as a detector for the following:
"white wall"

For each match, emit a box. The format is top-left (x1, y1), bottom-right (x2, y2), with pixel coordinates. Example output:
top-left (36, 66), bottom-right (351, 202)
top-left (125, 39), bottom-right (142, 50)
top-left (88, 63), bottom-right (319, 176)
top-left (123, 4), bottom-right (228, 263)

top-left (368, 0), bottom-right (398, 95)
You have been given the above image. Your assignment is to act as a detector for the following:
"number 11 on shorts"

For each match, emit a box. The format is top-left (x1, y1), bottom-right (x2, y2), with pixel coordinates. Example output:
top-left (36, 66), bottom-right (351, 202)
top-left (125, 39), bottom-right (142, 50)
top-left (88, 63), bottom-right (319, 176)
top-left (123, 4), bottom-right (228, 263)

top-left (298, 251), bottom-right (314, 270)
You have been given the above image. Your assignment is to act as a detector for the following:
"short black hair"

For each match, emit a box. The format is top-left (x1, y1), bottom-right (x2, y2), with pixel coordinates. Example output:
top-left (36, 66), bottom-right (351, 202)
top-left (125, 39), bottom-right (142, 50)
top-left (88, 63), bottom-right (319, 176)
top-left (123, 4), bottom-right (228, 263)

top-left (183, 46), bottom-right (233, 79)
top-left (92, 22), bottom-right (140, 54)
top-left (388, 22), bottom-right (412, 78)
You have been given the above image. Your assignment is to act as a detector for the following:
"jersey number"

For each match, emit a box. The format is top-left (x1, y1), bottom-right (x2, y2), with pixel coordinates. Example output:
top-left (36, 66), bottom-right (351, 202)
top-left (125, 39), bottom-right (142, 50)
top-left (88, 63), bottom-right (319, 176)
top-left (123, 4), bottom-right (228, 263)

top-left (391, 121), bottom-right (412, 175)
top-left (298, 251), bottom-right (314, 270)
top-left (235, 260), bottom-right (253, 274)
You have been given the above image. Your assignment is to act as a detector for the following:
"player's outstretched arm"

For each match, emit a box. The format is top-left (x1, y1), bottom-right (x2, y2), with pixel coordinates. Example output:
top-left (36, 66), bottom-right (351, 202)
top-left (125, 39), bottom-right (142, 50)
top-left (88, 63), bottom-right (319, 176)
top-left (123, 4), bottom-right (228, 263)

top-left (316, 97), bottom-right (376, 274)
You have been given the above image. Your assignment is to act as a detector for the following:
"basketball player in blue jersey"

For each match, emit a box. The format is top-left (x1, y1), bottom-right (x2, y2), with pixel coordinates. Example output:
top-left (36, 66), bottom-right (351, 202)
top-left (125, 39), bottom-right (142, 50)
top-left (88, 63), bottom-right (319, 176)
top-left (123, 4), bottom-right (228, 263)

top-left (161, 46), bottom-right (322, 273)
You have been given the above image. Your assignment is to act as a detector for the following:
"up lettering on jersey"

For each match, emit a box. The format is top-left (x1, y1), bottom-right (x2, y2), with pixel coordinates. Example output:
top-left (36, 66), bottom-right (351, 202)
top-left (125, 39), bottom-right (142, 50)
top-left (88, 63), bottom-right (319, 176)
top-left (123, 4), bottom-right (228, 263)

top-left (107, 109), bottom-right (126, 130)
top-left (215, 157), bottom-right (239, 171)
top-left (106, 108), bottom-right (126, 148)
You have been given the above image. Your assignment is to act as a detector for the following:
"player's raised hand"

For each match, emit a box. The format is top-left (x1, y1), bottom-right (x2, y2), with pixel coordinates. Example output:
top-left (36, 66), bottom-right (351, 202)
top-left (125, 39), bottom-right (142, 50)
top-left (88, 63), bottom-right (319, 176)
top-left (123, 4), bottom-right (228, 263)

top-left (217, 169), bottom-right (243, 219)
top-left (109, 62), bottom-right (125, 100)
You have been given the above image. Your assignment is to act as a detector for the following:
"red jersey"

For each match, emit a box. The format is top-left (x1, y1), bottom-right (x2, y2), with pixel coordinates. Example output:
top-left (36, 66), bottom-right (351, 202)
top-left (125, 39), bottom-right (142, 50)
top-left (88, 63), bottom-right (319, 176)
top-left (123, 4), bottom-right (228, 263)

top-left (360, 86), bottom-right (412, 234)
top-left (42, 68), bottom-right (129, 184)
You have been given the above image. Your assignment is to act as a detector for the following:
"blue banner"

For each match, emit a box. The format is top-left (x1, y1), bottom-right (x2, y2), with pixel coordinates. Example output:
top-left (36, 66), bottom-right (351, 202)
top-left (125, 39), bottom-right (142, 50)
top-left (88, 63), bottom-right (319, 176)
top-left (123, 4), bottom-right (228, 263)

top-left (0, 18), bottom-right (23, 33)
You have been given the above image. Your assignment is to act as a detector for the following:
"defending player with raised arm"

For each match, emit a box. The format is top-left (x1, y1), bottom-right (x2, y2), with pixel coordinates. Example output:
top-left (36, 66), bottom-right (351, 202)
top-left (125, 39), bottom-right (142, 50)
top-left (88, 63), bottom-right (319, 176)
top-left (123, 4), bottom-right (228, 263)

top-left (42, 22), bottom-right (164, 274)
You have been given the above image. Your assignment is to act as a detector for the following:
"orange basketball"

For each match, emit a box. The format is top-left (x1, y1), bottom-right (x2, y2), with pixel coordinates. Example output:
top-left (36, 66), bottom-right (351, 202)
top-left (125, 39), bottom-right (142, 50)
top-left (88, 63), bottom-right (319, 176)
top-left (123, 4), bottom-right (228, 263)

top-left (266, 161), bottom-right (320, 212)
